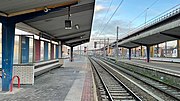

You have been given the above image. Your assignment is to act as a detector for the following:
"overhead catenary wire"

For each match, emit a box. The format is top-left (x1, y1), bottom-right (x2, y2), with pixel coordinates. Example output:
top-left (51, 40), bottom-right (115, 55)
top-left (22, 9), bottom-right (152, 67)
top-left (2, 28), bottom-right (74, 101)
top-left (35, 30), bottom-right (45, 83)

top-left (129, 0), bottom-right (160, 27)
top-left (96, 0), bottom-right (114, 36)
top-left (97, 0), bottom-right (124, 37)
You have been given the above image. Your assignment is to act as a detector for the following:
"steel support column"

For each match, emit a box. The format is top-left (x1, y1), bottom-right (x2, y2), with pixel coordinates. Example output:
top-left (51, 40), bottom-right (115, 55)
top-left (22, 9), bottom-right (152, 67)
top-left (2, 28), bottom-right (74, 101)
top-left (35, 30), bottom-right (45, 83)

top-left (21, 36), bottom-right (29, 63)
top-left (140, 46), bottom-right (143, 57)
top-left (70, 47), bottom-right (73, 62)
top-left (128, 48), bottom-right (131, 60)
top-left (2, 19), bottom-right (15, 91)
top-left (146, 46), bottom-right (150, 62)
top-left (44, 41), bottom-right (48, 61)
top-left (177, 40), bottom-right (180, 58)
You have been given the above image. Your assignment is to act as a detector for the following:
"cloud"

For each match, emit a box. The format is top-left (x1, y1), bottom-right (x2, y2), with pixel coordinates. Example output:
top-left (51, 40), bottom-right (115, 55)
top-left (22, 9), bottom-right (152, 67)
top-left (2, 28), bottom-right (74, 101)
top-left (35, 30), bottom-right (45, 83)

top-left (91, 18), bottom-right (133, 38)
top-left (95, 4), bottom-right (107, 13)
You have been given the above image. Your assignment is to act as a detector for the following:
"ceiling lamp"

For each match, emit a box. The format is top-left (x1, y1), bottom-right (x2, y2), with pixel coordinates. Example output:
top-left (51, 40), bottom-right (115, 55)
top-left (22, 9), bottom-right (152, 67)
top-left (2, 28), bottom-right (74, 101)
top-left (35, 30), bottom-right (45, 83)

top-left (75, 24), bottom-right (80, 30)
top-left (44, 7), bottom-right (50, 12)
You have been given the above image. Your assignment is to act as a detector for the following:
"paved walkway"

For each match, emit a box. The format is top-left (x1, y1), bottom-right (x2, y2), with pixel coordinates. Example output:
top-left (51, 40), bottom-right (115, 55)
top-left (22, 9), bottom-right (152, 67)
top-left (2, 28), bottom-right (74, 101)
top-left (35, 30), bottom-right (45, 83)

top-left (0, 56), bottom-right (94, 101)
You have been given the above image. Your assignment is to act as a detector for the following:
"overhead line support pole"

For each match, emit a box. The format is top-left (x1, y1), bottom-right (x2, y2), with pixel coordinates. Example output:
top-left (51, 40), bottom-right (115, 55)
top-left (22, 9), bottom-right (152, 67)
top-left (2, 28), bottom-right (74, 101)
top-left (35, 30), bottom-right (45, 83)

top-left (116, 26), bottom-right (119, 62)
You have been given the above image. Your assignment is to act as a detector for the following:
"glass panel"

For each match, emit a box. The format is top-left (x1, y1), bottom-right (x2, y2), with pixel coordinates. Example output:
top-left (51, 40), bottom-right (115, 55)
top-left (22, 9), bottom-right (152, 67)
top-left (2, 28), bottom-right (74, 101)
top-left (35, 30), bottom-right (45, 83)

top-left (48, 43), bottom-right (51, 60)
top-left (54, 45), bottom-right (56, 59)
top-left (13, 36), bottom-right (19, 64)
top-left (29, 38), bottom-right (33, 63)
top-left (40, 41), bottom-right (44, 61)
top-left (158, 42), bottom-right (165, 57)
top-left (167, 40), bottom-right (177, 57)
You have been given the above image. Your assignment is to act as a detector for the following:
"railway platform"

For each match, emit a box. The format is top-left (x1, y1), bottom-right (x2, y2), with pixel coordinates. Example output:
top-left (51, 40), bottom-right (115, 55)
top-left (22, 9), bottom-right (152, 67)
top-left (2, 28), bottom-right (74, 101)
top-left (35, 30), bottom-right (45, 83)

top-left (0, 56), bottom-right (96, 101)
top-left (119, 58), bottom-right (180, 75)
top-left (108, 57), bottom-right (180, 75)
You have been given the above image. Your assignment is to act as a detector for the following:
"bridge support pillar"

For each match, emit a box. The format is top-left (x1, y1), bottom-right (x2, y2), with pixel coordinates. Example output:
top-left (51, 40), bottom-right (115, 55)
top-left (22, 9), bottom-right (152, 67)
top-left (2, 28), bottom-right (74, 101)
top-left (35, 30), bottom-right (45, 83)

top-left (177, 40), bottom-right (180, 58)
top-left (146, 46), bottom-right (150, 62)
top-left (128, 48), bottom-right (131, 60)
top-left (1, 19), bottom-right (15, 91)
top-left (70, 47), bottom-right (73, 62)
top-left (21, 36), bottom-right (29, 63)
top-left (44, 41), bottom-right (49, 61)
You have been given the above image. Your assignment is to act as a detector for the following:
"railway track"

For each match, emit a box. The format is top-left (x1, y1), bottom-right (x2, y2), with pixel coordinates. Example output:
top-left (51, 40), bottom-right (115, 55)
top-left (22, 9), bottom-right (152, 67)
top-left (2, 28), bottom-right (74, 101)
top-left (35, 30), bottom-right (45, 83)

top-left (89, 57), bottom-right (142, 101)
top-left (101, 57), bottom-right (180, 101)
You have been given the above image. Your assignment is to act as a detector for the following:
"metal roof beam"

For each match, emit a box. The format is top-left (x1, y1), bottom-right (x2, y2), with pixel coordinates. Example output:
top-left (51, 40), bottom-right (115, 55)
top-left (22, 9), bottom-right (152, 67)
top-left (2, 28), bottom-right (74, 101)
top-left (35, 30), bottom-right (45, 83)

top-left (131, 41), bottom-right (148, 46)
top-left (8, 1), bottom-right (78, 23)
top-left (56, 29), bottom-right (90, 38)
top-left (160, 32), bottom-right (180, 39)
top-left (24, 2), bottom-right (94, 23)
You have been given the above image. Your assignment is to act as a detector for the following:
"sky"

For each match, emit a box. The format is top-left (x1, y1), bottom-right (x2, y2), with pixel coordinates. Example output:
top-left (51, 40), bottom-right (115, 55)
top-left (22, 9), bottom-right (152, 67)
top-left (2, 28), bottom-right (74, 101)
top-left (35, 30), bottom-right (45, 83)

top-left (75, 0), bottom-right (179, 50)
top-left (91, 0), bottom-right (179, 38)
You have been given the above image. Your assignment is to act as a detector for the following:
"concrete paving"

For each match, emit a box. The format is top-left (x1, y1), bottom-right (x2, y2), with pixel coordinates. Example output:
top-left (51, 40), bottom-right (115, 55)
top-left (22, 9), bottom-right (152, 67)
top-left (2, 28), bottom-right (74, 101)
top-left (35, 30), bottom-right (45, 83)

top-left (0, 55), bottom-right (94, 101)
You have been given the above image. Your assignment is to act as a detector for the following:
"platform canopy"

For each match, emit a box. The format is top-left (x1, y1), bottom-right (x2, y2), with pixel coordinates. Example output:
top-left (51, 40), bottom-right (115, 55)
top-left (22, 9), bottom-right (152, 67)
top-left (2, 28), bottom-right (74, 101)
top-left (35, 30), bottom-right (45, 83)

top-left (0, 0), bottom-right (95, 47)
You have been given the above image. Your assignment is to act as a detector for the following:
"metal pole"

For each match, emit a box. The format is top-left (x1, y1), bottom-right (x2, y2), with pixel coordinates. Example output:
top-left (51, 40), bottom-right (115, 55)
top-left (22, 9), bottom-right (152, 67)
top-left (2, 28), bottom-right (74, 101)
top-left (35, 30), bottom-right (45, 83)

top-left (116, 26), bottom-right (119, 62)
top-left (107, 38), bottom-right (109, 56)
top-left (145, 8), bottom-right (148, 25)
top-left (100, 39), bottom-right (101, 55)
top-left (103, 39), bottom-right (106, 57)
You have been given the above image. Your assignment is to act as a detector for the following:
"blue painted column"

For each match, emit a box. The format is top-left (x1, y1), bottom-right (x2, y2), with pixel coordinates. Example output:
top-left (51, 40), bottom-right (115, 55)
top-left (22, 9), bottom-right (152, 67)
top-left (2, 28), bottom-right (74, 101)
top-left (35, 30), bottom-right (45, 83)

top-left (44, 41), bottom-right (48, 61)
top-left (2, 19), bottom-right (15, 91)
top-left (128, 48), bottom-right (131, 60)
top-left (56, 45), bottom-right (59, 59)
top-left (21, 36), bottom-right (29, 63)
top-left (146, 46), bottom-right (150, 62)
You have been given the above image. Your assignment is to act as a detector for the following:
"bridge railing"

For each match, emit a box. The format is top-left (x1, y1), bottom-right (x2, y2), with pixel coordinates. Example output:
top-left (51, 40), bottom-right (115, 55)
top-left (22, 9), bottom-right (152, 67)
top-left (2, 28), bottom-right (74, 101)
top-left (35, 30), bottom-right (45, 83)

top-left (121, 4), bottom-right (180, 39)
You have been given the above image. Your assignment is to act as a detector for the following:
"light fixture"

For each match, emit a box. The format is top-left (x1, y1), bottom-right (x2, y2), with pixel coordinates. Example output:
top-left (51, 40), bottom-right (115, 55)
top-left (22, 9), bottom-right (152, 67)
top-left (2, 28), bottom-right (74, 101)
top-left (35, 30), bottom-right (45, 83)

top-left (65, 6), bottom-right (72, 29)
top-left (75, 24), bottom-right (80, 30)
top-left (44, 7), bottom-right (50, 13)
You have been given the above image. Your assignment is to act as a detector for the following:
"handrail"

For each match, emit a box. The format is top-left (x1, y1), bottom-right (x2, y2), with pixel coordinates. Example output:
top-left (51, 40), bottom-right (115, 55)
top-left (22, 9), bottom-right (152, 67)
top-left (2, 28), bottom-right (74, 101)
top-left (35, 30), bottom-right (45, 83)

top-left (120, 4), bottom-right (180, 40)
top-left (10, 75), bottom-right (20, 92)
